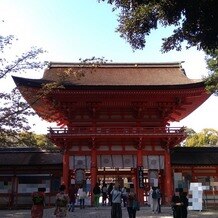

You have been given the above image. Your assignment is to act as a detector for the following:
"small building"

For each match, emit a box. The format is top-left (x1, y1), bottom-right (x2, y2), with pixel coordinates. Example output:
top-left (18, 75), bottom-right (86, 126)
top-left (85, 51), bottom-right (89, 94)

top-left (0, 148), bottom-right (62, 208)
top-left (171, 147), bottom-right (218, 207)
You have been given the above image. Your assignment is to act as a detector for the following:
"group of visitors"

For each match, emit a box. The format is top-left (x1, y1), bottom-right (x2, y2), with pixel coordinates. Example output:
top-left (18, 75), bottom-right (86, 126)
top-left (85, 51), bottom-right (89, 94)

top-left (31, 182), bottom-right (188, 218)
top-left (110, 182), bottom-right (139, 218)
top-left (31, 184), bottom-right (70, 218)
top-left (30, 184), bottom-right (82, 218)
top-left (148, 186), bottom-right (188, 217)
top-left (92, 181), bottom-right (128, 207)
top-left (30, 181), bottom-right (139, 218)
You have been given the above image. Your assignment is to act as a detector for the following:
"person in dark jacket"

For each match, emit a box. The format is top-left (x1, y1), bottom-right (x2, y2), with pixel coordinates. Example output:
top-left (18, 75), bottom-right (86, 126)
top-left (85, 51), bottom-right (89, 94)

top-left (126, 189), bottom-right (138, 218)
top-left (156, 187), bottom-right (162, 213)
top-left (68, 184), bottom-right (77, 212)
top-left (93, 182), bottom-right (101, 207)
top-left (171, 189), bottom-right (188, 218)
top-left (180, 192), bottom-right (188, 218)
top-left (108, 183), bottom-right (114, 206)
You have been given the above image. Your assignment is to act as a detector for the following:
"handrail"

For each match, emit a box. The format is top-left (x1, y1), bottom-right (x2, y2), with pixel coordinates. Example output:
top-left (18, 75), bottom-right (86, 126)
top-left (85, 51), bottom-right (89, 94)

top-left (48, 126), bottom-right (186, 136)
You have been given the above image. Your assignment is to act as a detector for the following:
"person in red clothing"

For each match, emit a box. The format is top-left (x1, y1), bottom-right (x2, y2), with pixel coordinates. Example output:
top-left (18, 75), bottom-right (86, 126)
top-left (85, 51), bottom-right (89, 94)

top-left (31, 187), bottom-right (46, 218)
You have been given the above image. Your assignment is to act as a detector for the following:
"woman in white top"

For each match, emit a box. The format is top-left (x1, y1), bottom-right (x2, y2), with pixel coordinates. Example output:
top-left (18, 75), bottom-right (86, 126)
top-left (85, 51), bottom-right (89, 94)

top-left (77, 185), bottom-right (86, 209)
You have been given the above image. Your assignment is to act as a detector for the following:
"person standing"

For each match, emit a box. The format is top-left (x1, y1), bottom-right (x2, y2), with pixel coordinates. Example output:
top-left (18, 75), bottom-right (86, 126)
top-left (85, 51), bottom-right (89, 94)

top-left (68, 184), bottom-right (77, 212)
top-left (148, 187), bottom-right (153, 210)
top-left (171, 190), bottom-right (182, 218)
top-left (151, 187), bottom-right (159, 214)
top-left (102, 182), bottom-right (108, 206)
top-left (77, 185), bottom-right (86, 209)
top-left (108, 183), bottom-right (114, 206)
top-left (54, 184), bottom-right (69, 218)
top-left (171, 189), bottom-right (188, 218)
top-left (31, 187), bottom-right (45, 218)
top-left (93, 182), bottom-right (101, 208)
top-left (121, 186), bottom-right (127, 207)
top-left (126, 189), bottom-right (138, 218)
top-left (156, 187), bottom-right (162, 213)
top-left (180, 191), bottom-right (188, 218)
top-left (111, 183), bottom-right (122, 218)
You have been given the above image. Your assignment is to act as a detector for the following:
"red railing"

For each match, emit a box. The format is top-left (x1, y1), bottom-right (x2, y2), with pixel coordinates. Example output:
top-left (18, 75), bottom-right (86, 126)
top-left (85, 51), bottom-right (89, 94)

top-left (48, 126), bottom-right (186, 138)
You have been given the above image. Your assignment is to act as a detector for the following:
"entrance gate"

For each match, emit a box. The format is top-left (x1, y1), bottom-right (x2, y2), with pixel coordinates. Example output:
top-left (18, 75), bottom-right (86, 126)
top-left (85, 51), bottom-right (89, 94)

top-left (68, 156), bottom-right (164, 206)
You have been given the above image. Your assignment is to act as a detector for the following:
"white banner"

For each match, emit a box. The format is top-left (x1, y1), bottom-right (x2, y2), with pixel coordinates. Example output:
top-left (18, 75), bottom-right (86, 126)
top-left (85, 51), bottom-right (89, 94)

top-left (148, 156), bottom-right (159, 169)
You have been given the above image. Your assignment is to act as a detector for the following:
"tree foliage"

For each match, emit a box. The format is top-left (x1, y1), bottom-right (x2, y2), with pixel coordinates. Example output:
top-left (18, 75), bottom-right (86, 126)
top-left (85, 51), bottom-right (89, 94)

top-left (100, 0), bottom-right (218, 52)
top-left (205, 49), bottom-right (218, 95)
top-left (184, 128), bottom-right (218, 147)
top-left (0, 32), bottom-right (46, 147)
top-left (0, 131), bottom-right (57, 150)
top-left (99, 0), bottom-right (218, 94)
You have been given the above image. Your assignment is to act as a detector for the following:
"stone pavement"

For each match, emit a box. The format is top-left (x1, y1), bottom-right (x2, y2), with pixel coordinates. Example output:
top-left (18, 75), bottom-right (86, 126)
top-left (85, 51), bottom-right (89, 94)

top-left (0, 206), bottom-right (217, 218)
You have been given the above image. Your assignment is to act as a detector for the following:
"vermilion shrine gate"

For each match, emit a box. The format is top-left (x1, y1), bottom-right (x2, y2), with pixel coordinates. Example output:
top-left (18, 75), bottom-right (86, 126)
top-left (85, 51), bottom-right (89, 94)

top-left (13, 62), bottom-right (210, 205)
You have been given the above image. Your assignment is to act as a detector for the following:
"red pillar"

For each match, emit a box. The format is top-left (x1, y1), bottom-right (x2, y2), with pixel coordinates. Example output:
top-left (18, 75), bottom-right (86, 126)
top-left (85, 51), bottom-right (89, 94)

top-left (62, 150), bottom-right (69, 191)
top-left (137, 146), bottom-right (144, 205)
top-left (164, 147), bottom-right (173, 203)
top-left (91, 147), bottom-right (97, 206)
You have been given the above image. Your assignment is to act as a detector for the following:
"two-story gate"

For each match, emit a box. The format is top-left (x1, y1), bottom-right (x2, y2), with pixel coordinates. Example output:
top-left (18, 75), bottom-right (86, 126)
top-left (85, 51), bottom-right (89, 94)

top-left (13, 62), bottom-right (210, 205)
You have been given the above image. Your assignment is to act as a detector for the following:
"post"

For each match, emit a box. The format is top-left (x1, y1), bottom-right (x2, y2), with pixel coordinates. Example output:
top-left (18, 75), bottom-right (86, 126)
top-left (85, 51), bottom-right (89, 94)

top-left (137, 141), bottom-right (144, 205)
top-left (164, 146), bottom-right (173, 203)
top-left (62, 149), bottom-right (69, 191)
top-left (90, 146), bottom-right (97, 206)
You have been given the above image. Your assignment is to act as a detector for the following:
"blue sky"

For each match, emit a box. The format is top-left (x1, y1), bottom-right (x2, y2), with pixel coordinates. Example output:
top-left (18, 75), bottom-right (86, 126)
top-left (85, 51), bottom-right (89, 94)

top-left (1, 0), bottom-right (217, 133)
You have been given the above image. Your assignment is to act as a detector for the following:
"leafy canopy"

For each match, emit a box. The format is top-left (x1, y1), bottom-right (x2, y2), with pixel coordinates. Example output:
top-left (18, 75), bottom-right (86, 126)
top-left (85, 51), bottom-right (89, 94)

top-left (99, 1), bottom-right (218, 94)
top-left (0, 30), bottom-right (46, 147)
top-left (184, 128), bottom-right (218, 147)
top-left (0, 131), bottom-right (56, 150)
top-left (205, 49), bottom-right (218, 95)
top-left (99, 0), bottom-right (218, 52)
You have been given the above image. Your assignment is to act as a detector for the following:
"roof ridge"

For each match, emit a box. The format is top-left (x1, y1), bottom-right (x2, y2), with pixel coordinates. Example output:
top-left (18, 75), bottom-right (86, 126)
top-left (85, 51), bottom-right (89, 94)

top-left (48, 62), bottom-right (183, 69)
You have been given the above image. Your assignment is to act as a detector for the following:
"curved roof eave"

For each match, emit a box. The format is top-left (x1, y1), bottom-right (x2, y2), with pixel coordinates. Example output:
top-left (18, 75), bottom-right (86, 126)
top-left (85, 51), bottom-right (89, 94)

top-left (12, 76), bottom-right (206, 90)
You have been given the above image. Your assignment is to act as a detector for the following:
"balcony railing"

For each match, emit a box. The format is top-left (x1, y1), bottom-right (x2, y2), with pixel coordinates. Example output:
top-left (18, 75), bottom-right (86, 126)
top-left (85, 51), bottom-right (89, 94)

top-left (48, 127), bottom-right (186, 138)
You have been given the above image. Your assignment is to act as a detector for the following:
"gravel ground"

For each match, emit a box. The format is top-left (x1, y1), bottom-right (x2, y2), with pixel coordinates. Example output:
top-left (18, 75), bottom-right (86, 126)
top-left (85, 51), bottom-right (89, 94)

top-left (0, 206), bottom-right (217, 218)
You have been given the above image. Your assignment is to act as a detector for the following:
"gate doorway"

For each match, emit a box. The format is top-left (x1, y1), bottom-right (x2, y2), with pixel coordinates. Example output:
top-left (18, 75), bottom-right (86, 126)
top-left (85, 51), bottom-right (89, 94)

top-left (69, 167), bottom-right (163, 206)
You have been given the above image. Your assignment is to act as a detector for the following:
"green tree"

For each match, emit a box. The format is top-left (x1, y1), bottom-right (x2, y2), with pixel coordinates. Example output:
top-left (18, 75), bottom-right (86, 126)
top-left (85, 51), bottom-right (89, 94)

top-left (100, 0), bottom-right (217, 52)
top-left (205, 49), bottom-right (218, 95)
top-left (184, 128), bottom-right (218, 147)
top-left (18, 132), bottom-right (57, 150)
top-left (0, 131), bottom-right (57, 150)
top-left (0, 28), bottom-right (46, 146)
top-left (99, 0), bottom-right (218, 94)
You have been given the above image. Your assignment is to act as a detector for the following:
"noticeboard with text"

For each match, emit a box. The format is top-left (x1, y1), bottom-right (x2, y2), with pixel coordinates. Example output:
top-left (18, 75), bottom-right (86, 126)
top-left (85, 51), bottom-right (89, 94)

top-left (138, 166), bottom-right (144, 188)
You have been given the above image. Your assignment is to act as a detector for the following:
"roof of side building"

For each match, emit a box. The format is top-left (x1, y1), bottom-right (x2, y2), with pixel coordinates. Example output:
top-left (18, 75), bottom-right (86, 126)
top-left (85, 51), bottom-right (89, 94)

top-left (0, 147), bottom-right (62, 166)
top-left (171, 147), bottom-right (218, 165)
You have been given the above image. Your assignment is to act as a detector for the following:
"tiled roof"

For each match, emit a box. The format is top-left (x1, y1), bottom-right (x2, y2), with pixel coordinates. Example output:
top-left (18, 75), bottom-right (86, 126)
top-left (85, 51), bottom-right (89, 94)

top-left (0, 148), bottom-right (62, 166)
top-left (171, 147), bottom-right (218, 165)
top-left (41, 62), bottom-right (203, 86)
